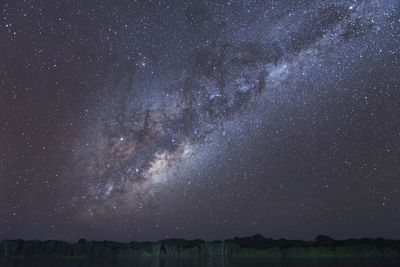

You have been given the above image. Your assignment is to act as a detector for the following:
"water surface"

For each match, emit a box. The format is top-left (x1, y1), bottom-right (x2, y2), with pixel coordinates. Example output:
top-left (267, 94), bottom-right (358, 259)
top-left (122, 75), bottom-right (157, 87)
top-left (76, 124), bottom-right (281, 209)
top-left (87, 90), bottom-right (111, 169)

top-left (1, 257), bottom-right (400, 267)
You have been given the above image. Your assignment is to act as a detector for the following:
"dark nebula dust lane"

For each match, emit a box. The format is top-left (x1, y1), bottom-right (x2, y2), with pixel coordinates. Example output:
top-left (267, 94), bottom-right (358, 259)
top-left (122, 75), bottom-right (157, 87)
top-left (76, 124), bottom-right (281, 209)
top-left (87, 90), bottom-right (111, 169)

top-left (1, 0), bottom-right (400, 242)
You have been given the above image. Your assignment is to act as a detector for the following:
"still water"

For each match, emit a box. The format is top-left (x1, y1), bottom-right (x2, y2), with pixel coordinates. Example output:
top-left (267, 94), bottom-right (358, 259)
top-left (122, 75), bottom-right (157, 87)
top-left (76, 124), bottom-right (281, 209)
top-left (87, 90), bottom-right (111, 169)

top-left (1, 257), bottom-right (399, 267)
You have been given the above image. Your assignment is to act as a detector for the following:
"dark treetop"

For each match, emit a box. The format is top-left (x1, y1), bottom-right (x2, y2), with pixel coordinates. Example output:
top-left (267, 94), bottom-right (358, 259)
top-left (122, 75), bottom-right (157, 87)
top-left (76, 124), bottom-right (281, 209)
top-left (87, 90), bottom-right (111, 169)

top-left (1, 235), bottom-right (400, 258)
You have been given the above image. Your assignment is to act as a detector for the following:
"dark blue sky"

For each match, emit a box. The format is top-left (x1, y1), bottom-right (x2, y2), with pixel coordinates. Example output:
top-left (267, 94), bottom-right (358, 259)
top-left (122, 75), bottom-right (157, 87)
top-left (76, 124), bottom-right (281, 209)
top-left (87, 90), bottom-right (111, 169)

top-left (1, 0), bottom-right (400, 242)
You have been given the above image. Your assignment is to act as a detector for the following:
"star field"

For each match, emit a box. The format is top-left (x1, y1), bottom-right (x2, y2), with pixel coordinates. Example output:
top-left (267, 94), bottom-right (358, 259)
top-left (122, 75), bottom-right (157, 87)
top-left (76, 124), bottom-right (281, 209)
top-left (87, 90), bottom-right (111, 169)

top-left (1, 0), bottom-right (400, 242)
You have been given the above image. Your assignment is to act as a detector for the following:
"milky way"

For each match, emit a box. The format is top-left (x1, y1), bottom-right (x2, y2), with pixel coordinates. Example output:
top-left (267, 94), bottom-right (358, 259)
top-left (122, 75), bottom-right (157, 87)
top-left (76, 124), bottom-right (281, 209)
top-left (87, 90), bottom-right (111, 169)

top-left (1, 0), bottom-right (400, 241)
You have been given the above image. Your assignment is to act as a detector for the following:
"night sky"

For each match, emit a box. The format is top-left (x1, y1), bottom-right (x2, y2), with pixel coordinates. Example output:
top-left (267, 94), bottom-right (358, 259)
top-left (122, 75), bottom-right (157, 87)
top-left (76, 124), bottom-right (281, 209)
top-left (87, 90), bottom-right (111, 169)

top-left (1, 0), bottom-right (400, 242)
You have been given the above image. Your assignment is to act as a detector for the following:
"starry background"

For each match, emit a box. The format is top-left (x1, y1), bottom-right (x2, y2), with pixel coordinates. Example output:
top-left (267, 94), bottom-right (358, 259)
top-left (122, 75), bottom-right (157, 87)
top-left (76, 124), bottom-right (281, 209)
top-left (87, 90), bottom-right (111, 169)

top-left (1, 0), bottom-right (400, 242)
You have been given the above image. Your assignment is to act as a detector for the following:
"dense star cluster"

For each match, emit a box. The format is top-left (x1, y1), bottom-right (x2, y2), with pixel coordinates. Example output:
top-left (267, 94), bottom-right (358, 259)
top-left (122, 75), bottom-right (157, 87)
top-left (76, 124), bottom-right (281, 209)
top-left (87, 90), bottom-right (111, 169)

top-left (1, 0), bottom-right (400, 241)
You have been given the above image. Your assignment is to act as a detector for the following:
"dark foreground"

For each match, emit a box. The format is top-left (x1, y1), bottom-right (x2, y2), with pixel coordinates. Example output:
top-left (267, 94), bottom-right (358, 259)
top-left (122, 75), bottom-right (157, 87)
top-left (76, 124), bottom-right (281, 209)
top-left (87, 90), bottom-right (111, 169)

top-left (1, 235), bottom-right (400, 266)
top-left (1, 257), bottom-right (400, 267)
